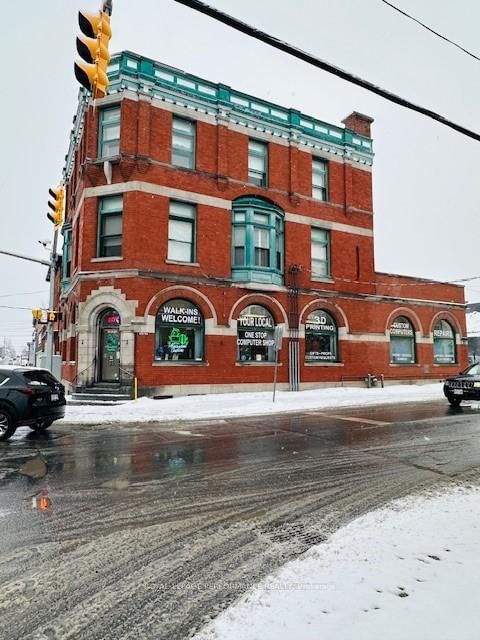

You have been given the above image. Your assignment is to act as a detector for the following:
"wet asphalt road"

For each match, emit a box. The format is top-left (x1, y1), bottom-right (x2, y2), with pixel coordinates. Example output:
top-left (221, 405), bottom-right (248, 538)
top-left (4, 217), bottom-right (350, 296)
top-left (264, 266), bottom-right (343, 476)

top-left (1, 400), bottom-right (480, 640)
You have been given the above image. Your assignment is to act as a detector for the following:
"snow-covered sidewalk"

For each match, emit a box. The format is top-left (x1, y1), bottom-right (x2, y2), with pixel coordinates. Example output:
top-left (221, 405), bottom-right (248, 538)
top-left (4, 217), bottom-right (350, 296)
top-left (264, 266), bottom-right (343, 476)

top-left (194, 486), bottom-right (480, 640)
top-left (60, 382), bottom-right (447, 425)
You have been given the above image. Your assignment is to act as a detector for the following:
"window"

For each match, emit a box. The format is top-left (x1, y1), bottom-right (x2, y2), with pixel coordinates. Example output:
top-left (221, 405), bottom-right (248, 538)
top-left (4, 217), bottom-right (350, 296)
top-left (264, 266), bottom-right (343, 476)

top-left (305, 310), bottom-right (338, 362)
top-left (237, 305), bottom-right (276, 362)
top-left (232, 197), bottom-right (284, 285)
top-left (62, 225), bottom-right (72, 280)
top-left (248, 140), bottom-right (268, 187)
top-left (312, 158), bottom-right (328, 201)
top-left (155, 299), bottom-right (204, 361)
top-left (433, 320), bottom-right (456, 364)
top-left (390, 316), bottom-right (416, 364)
top-left (311, 228), bottom-right (330, 278)
top-left (99, 107), bottom-right (120, 157)
top-left (172, 117), bottom-right (195, 169)
top-left (168, 202), bottom-right (195, 262)
top-left (98, 195), bottom-right (123, 258)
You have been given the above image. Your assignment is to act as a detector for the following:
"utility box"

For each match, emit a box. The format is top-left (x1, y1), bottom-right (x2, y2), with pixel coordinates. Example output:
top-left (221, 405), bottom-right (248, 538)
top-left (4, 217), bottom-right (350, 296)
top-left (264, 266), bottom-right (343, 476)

top-left (35, 353), bottom-right (62, 380)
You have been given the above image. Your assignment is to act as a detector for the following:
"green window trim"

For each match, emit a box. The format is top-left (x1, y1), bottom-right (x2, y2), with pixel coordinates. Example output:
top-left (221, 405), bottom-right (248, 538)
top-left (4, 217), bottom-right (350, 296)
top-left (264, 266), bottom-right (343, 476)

top-left (312, 158), bottom-right (328, 201)
top-left (311, 227), bottom-right (330, 278)
top-left (97, 195), bottom-right (123, 258)
top-left (232, 196), bottom-right (284, 285)
top-left (172, 116), bottom-right (196, 169)
top-left (61, 224), bottom-right (72, 290)
top-left (248, 139), bottom-right (268, 187)
top-left (168, 201), bottom-right (196, 263)
top-left (98, 106), bottom-right (120, 158)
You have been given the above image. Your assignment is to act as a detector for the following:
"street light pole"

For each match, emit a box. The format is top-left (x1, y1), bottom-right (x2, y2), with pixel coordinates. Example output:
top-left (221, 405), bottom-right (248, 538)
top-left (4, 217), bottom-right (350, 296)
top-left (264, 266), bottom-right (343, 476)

top-left (0, 244), bottom-right (59, 373)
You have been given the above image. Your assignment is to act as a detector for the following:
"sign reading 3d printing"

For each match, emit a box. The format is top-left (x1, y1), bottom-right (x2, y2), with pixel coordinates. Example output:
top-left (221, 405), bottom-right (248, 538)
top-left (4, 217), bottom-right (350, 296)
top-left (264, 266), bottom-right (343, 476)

top-left (305, 310), bottom-right (338, 362)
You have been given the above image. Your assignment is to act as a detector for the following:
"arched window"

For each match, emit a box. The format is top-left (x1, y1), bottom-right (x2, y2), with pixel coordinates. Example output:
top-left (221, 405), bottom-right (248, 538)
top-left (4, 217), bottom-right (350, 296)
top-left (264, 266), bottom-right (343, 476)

top-left (305, 310), bottom-right (338, 362)
top-left (237, 304), bottom-right (276, 362)
top-left (390, 316), bottom-right (415, 364)
top-left (155, 299), bottom-right (204, 361)
top-left (433, 320), bottom-right (456, 364)
top-left (232, 197), bottom-right (284, 285)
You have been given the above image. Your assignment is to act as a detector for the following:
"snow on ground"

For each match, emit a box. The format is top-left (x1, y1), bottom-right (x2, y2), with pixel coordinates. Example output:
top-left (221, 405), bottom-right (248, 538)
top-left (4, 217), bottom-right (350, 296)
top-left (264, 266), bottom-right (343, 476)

top-left (61, 382), bottom-right (448, 425)
top-left (193, 486), bottom-right (480, 640)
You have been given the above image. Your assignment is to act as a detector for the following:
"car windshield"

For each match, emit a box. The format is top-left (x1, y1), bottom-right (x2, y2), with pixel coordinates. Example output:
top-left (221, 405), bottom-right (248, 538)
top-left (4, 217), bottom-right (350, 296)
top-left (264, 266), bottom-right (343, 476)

top-left (460, 363), bottom-right (480, 376)
top-left (21, 370), bottom-right (58, 387)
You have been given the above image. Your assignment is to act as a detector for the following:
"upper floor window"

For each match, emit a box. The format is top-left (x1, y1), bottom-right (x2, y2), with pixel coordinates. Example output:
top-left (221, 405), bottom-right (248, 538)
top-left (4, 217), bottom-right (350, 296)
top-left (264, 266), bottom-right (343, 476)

top-left (232, 197), bottom-right (284, 286)
top-left (168, 202), bottom-right (196, 263)
top-left (97, 195), bottom-right (123, 258)
top-left (312, 158), bottom-right (328, 201)
top-left (311, 228), bottom-right (330, 278)
top-left (62, 225), bottom-right (72, 281)
top-left (248, 140), bottom-right (268, 187)
top-left (390, 316), bottom-right (416, 364)
top-left (99, 107), bottom-right (120, 158)
top-left (433, 320), bottom-right (456, 364)
top-left (172, 117), bottom-right (196, 169)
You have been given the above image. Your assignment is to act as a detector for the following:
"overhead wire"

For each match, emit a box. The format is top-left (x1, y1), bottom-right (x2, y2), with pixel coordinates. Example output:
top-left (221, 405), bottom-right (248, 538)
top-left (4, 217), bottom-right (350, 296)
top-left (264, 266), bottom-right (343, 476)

top-left (380, 0), bottom-right (480, 63)
top-left (172, 0), bottom-right (480, 142)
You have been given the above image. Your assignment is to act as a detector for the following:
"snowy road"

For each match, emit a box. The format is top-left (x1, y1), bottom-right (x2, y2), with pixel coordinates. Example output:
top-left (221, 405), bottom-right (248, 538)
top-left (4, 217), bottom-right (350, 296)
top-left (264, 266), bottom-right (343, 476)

top-left (1, 400), bottom-right (480, 639)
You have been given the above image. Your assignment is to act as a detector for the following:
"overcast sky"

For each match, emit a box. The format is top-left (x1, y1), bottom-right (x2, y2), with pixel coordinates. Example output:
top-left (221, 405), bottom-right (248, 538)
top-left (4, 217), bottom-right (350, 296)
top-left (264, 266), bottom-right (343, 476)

top-left (1, 0), bottom-right (479, 351)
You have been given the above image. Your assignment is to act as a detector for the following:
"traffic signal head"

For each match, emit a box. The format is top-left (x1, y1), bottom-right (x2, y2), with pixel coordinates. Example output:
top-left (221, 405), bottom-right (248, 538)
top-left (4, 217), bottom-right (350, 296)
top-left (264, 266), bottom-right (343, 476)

top-left (74, 10), bottom-right (112, 98)
top-left (32, 309), bottom-right (43, 322)
top-left (47, 186), bottom-right (65, 228)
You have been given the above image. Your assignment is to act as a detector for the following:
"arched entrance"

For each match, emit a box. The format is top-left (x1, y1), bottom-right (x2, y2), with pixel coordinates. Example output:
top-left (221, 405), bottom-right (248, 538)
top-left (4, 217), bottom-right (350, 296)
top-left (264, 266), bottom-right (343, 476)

top-left (98, 308), bottom-right (121, 382)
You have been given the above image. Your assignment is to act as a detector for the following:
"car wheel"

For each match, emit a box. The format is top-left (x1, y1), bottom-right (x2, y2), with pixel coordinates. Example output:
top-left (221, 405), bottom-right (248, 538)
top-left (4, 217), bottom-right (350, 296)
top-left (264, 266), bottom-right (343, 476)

top-left (0, 407), bottom-right (17, 441)
top-left (447, 396), bottom-right (462, 407)
top-left (29, 419), bottom-right (54, 432)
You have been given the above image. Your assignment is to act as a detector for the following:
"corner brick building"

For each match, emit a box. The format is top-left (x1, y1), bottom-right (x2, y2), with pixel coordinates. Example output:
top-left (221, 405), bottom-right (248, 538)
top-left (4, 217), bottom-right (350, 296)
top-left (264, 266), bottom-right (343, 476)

top-left (57, 50), bottom-right (467, 397)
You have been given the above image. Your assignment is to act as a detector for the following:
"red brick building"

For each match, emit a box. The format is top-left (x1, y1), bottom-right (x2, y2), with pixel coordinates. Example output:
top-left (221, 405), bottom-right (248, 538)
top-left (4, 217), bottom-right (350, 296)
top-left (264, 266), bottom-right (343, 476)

top-left (57, 50), bottom-right (467, 397)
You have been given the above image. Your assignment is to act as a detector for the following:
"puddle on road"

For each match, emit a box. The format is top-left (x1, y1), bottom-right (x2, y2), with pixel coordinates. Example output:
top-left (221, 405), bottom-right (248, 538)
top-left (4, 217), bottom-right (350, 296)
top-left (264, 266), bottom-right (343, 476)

top-left (18, 455), bottom-right (48, 480)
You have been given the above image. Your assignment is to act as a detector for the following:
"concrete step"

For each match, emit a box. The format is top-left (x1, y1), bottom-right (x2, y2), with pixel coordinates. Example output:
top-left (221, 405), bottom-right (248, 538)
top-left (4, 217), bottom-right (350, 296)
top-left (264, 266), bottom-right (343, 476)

top-left (70, 391), bottom-right (132, 405)
top-left (67, 398), bottom-right (129, 406)
top-left (76, 386), bottom-right (132, 395)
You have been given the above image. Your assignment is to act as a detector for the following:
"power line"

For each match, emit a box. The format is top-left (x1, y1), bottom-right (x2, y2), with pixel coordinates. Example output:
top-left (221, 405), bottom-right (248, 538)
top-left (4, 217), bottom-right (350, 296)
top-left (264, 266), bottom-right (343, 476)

top-left (380, 0), bottom-right (480, 63)
top-left (0, 290), bottom-right (48, 299)
top-left (172, 0), bottom-right (480, 143)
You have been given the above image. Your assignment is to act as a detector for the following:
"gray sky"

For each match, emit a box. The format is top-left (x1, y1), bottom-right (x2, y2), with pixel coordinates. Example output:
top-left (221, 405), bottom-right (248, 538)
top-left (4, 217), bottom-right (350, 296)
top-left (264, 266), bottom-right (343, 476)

top-left (1, 0), bottom-right (479, 351)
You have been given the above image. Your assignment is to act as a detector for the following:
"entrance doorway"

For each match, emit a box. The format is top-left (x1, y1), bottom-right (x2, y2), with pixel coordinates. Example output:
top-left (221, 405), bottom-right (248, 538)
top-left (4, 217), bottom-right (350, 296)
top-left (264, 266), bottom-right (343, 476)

top-left (99, 308), bottom-right (121, 382)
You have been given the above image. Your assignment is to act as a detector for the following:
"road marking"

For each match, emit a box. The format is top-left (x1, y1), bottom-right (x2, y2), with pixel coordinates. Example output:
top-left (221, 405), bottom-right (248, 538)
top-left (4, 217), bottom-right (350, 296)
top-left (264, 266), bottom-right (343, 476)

top-left (311, 413), bottom-right (391, 427)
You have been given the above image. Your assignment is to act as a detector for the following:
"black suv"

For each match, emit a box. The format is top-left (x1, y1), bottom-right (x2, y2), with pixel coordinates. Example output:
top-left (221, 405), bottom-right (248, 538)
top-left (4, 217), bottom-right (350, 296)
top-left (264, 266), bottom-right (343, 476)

top-left (0, 366), bottom-right (66, 441)
top-left (443, 362), bottom-right (480, 406)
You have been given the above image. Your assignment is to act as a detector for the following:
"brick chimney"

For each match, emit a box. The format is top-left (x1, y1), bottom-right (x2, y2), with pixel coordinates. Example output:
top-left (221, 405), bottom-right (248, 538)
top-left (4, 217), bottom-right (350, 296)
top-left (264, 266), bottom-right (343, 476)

top-left (342, 112), bottom-right (374, 137)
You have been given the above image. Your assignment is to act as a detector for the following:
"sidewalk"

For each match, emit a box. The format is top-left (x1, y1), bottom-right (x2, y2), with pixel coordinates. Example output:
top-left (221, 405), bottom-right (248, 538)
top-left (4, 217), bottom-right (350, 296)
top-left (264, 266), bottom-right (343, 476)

top-left (60, 382), bottom-right (447, 425)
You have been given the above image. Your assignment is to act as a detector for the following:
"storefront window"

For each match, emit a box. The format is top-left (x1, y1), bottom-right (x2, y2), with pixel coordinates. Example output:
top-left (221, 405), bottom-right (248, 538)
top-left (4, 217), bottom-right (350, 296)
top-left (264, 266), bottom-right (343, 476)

top-left (390, 316), bottom-right (415, 364)
top-left (237, 305), bottom-right (276, 362)
top-left (305, 310), bottom-right (338, 362)
top-left (155, 299), bottom-right (204, 361)
top-left (433, 320), bottom-right (456, 364)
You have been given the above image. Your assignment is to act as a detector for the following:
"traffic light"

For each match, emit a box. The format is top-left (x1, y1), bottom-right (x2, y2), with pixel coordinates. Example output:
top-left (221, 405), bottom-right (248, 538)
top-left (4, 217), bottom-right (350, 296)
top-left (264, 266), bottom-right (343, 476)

top-left (47, 186), bottom-right (65, 227)
top-left (47, 311), bottom-right (62, 323)
top-left (32, 309), bottom-right (43, 322)
top-left (74, 9), bottom-right (112, 98)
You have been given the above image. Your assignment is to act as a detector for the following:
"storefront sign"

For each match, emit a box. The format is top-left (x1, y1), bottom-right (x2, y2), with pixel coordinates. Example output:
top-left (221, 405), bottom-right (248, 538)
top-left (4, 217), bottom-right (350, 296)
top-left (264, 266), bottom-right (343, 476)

top-left (434, 328), bottom-right (454, 338)
top-left (158, 304), bottom-right (202, 326)
top-left (237, 315), bottom-right (274, 329)
top-left (390, 319), bottom-right (414, 337)
top-left (237, 331), bottom-right (275, 347)
top-left (305, 311), bottom-right (336, 333)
